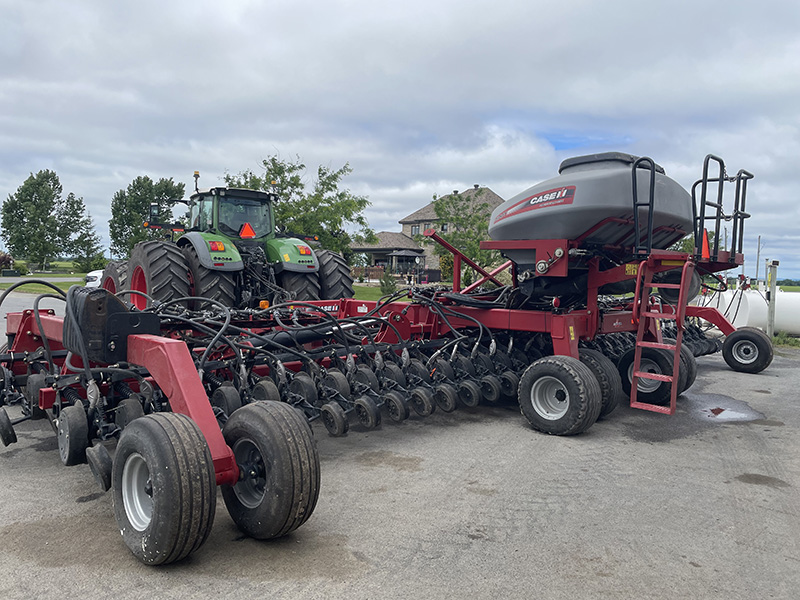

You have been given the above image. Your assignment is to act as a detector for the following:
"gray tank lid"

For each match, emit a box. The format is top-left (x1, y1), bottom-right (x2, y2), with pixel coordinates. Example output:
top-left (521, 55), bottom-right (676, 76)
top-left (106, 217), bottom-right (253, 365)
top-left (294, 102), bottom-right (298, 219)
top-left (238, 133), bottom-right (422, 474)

top-left (558, 152), bottom-right (665, 175)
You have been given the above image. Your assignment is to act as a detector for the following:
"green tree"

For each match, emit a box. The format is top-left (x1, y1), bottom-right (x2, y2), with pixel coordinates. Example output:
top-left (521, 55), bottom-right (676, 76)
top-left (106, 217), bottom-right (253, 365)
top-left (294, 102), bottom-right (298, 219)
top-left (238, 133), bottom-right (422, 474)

top-left (225, 155), bottom-right (376, 257)
top-left (1, 170), bottom-right (91, 268)
top-left (72, 212), bottom-right (107, 272)
top-left (429, 188), bottom-right (499, 271)
top-left (109, 176), bottom-right (185, 257)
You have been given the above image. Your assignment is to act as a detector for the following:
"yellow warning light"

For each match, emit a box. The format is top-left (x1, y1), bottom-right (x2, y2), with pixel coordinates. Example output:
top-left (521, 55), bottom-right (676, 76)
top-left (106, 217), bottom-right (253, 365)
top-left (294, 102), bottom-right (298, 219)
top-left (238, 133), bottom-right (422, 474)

top-left (259, 300), bottom-right (270, 309)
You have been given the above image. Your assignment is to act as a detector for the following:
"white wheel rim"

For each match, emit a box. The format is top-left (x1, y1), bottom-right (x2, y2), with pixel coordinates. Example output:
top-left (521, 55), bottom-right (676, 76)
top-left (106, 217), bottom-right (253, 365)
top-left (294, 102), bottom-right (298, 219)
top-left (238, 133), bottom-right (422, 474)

top-left (628, 357), bottom-right (663, 393)
top-left (732, 340), bottom-right (758, 365)
top-left (530, 375), bottom-right (569, 420)
top-left (122, 452), bottom-right (153, 532)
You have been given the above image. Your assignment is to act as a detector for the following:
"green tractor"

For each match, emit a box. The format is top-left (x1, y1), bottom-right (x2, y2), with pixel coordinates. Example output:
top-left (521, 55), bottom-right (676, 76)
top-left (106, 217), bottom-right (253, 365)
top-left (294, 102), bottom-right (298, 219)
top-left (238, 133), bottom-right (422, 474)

top-left (102, 181), bottom-right (354, 309)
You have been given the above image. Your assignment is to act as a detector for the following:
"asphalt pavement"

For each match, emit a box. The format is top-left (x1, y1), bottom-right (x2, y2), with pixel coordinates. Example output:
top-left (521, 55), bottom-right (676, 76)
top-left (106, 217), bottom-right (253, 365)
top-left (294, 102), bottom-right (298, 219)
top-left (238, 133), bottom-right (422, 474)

top-left (0, 337), bottom-right (798, 599)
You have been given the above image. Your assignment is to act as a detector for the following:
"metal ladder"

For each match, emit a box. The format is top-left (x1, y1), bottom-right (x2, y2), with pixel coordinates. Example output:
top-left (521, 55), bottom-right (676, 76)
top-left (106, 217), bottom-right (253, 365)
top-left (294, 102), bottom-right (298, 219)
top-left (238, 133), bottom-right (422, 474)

top-left (630, 252), bottom-right (696, 414)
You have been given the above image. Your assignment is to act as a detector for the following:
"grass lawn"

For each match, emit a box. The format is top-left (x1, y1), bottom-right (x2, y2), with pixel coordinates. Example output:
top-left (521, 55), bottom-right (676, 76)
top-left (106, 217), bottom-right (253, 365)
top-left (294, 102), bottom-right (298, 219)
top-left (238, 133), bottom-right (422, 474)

top-left (353, 284), bottom-right (397, 301)
top-left (0, 281), bottom-right (77, 294)
top-left (780, 286), bottom-right (800, 292)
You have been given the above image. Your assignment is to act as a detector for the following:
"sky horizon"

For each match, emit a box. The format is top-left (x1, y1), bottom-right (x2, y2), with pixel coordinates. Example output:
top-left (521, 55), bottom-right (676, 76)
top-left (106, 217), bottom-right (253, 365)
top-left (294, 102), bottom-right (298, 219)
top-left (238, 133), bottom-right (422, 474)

top-left (2, 0), bottom-right (799, 277)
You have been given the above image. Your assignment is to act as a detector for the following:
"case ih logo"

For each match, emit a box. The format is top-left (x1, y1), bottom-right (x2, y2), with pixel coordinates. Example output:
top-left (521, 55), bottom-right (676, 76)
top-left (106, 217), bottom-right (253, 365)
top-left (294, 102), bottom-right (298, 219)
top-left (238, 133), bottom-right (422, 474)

top-left (494, 186), bottom-right (576, 222)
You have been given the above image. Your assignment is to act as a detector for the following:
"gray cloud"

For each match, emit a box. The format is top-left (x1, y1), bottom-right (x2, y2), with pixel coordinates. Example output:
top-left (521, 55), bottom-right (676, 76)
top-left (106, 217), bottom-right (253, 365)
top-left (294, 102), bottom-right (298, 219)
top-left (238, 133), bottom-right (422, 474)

top-left (2, 0), bottom-right (799, 275)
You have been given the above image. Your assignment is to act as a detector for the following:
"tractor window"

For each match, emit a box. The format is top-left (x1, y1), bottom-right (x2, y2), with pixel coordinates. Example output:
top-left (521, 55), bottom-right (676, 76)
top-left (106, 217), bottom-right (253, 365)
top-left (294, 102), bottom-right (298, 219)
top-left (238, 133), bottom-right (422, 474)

top-left (190, 197), bottom-right (214, 231)
top-left (217, 197), bottom-right (271, 238)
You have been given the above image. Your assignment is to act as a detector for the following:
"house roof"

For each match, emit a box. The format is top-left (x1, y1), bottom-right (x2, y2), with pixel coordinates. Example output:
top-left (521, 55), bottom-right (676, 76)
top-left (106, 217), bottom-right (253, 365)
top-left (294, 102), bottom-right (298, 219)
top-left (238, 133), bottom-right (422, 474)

top-left (399, 186), bottom-right (505, 224)
top-left (350, 231), bottom-right (421, 252)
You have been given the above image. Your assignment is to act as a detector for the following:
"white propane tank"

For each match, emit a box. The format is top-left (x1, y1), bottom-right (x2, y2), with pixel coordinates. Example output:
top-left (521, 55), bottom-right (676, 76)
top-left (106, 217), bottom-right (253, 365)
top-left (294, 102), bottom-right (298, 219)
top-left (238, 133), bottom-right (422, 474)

top-left (700, 289), bottom-right (800, 334)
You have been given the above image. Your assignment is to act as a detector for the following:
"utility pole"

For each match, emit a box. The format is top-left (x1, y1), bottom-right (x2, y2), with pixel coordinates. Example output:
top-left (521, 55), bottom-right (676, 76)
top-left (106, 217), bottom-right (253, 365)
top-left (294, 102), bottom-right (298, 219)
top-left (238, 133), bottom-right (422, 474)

top-left (767, 260), bottom-right (779, 338)
top-left (755, 234), bottom-right (761, 281)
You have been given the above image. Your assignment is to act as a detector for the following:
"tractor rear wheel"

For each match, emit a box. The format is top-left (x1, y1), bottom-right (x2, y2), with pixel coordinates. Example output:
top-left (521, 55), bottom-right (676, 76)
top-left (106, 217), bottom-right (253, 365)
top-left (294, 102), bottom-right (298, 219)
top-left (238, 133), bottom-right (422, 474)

top-left (279, 271), bottom-right (321, 301)
top-left (182, 245), bottom-right (236, 309)
top-left (316, 249), bottom-right (355, 299)
top-left (221, 401), bottom-right (320, 539)
top-left (128, 241), bottom-right (191, 310)
top-left (101, 260), bottom-right (128, 295)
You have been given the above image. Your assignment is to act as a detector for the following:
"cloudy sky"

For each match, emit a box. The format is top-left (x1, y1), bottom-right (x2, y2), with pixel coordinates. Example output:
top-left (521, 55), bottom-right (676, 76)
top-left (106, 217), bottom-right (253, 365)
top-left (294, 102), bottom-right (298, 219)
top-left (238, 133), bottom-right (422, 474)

top-left (2, 0), bottom-right (799, 277)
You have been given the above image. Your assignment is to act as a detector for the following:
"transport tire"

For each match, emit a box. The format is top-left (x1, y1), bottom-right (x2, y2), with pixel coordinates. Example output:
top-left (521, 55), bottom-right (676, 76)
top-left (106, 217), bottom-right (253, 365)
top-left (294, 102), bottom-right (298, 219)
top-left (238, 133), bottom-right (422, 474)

top-left (113, 413), bottom-right (216, 565)
top-left (433, 383), bottom-right (459, 413)
top-left (320, 402), bottom-right (349, 436)
top-left (182, 244), bottom-right (236, 310)
top-left (251, 377), bottom-right (281, 402)
top-left (222, 401), bottom-right (320, 539)
top-left (380, 362), bottom-right (407, 388)
top-left (410, 387), bottom-right (436, 416)
top-left (383, 390), bottom-right (410, 422)
top-left (354, 365), bottom-right (380, 393)
top-left (115, 397), bottom-right (146, 430)
top-left (316, 250), bottom-right (355, 300)
top-left (457, 379), bottom-right (482, 408)
top-left (354, 396), bottom-right (381, 429)
top-left (480, 374), bottom-right (502, 403)
top-left (722, 327), bottom-right (773, 374)
top-left (322, 369), bottom-right (351, 400)
top-left (86, 443), bottom-right (113, 492)
top-left (101, 260), bottom-right (128, 295)
top-left (57, 403), bottom-right (89, 466)
top-left (579, 348), bottom-right (622, 418)
top-left (518, 356), bottom-right (602, 435)
top-left (279, 271), bottom-right (321, 301)
top-left (678, 344), bottom-right (697, 393)
top-left (0, 407), bottom-right (17, 446)
top-left (617, 347), bottom-right (683, 406)
top-left (128, 241), bottom-right (191, 310)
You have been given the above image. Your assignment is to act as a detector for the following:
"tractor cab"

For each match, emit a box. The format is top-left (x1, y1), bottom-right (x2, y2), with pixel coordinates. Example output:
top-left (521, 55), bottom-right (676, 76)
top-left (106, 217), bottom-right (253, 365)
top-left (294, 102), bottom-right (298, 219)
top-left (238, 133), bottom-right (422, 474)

top-left (189, 187), bottom-right (276, 241)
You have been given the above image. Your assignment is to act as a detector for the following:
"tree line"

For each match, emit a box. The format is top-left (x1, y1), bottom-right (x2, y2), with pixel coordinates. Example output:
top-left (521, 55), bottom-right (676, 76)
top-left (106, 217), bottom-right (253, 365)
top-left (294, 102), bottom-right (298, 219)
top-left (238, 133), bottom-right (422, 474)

top-left (1, 155), bottom-right (375, 272)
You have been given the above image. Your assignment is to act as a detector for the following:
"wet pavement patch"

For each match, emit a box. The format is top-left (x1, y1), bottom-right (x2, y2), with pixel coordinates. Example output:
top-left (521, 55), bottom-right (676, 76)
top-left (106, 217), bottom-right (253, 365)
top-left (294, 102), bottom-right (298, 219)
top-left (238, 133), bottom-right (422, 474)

top-left (682, 392), bottom-right (765, 423)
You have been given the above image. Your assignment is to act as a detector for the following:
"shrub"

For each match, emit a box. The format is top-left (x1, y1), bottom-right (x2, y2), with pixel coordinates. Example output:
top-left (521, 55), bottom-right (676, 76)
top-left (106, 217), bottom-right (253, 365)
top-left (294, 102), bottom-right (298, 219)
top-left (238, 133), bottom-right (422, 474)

top-left (379, 269), bottom-right (397, 295)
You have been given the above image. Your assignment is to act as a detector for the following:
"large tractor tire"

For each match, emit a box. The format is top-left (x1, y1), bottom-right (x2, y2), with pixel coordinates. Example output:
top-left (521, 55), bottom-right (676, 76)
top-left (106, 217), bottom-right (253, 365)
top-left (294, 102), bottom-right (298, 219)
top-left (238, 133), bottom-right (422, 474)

top-left (518, 355), bottom-right (602, 435)
top-left (316, 249), bottom-right (354, 300)
top-left (112, 413), bottom-right (217, 565)
top-left (128, 241), bottom-right (191, 310)
top-left (181, 245), bottom-right (237, 310)
top-left (101, 260), bottom-right (128, 295)
top-left (221, 401), bottom-right (320, 539)
top-left (279, 271), bottom-right (320, 301)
